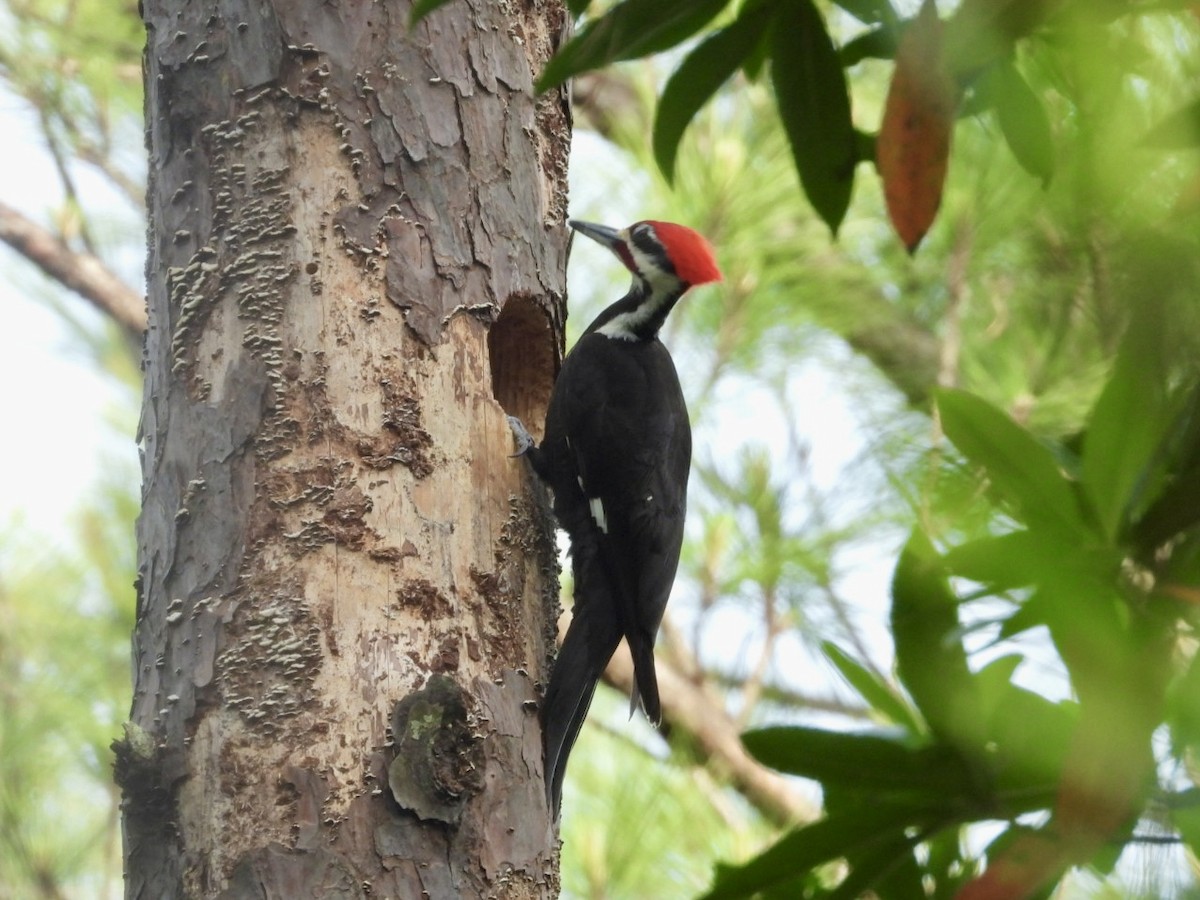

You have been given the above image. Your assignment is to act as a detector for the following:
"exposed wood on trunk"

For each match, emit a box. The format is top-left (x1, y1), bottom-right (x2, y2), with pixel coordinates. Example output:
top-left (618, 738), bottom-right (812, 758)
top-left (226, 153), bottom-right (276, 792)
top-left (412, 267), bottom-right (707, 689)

top-left (121, 1), bottom-right (570, 896)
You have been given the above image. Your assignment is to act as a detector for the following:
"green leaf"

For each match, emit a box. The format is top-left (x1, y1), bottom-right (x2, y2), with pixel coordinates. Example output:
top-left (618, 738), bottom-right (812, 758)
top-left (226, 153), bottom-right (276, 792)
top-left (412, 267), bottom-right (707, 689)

top-left (997, 588), bottom-right (1050, 640)
top-left (409, 0), bottom-right (456, 27)
top-left (1131, 386), bottom-right (1200, 549)
top-left (854, 128), bottom-right (877, 166)
top-left (942, 529), bottom-right (1042, 590)
top-left (741, 21), bottom-right (773, 81)
top-left (654, 5), bottom-right (773, 182)
top-left (771, 0), bottom-right (858, 235)
top-left (1142, 97), bottom-right (1200, 149)
top-left (974, 654), bottom-right (1022, 705)
top-left (823, 641), bottom-right (923, 734)
top-left (832, 0), bottom-right (899, 25)
top-left (537, 0), bottom-right (730, 92)
top-left (983, 57), bottom-right (1055, 186)
top-left (942, 528), bottom-right (1108, 605)
top-left (936, 388), bottom-right (1088, 538)
top-left (1081, 317), bottom-right (1171, 543)
top-left (976, 660), bottom-right (1075, 810)
top-left (758, 875), bottom-right (817, 899)
top-left (923, 829), bottom-right (977, 897)
top-left (743, 725), bottom-right (974, 796)
top-left (828, 834), bottom-right (925, 900)
top-left (700, 801), bottom-right (931, 900)
top-left (568, 0), bottom-right (592, 16)
top-left (1170, 789), bottom-right (1200, 858)
top-left (891, 531), bottom-right (981, 750)
top-left (1167, 648), bottom-right (1200, 758)
top-left (839, 25), bottom-right (897, 66)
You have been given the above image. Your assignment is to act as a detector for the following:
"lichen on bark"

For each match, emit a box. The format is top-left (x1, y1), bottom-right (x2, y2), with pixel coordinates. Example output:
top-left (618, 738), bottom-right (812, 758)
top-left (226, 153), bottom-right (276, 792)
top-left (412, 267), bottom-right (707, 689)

top-left (387, 675), bottom-right (484, 825)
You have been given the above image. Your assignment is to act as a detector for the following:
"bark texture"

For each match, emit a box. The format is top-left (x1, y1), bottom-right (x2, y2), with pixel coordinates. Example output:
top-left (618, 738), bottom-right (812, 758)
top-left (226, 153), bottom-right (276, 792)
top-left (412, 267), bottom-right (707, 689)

top-left (120, 1), bottom-right (570, 897)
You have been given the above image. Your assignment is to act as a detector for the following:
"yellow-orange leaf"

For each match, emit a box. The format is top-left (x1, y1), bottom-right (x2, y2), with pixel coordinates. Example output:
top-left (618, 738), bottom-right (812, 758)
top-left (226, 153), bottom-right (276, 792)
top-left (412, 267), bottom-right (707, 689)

top-left (877, 0), bottom-right (959, 252)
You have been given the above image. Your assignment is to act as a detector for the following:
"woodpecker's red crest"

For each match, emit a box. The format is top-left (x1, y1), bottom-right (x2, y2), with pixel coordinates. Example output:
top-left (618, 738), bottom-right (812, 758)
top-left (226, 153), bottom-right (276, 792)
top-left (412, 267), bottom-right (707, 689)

top-left (639, 220), bottom-right (722, 287)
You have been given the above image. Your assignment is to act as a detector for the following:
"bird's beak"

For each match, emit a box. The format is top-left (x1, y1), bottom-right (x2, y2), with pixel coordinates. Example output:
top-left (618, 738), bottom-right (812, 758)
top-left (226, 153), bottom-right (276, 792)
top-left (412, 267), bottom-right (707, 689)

top-left (568, 219), bottom-right (622, 250)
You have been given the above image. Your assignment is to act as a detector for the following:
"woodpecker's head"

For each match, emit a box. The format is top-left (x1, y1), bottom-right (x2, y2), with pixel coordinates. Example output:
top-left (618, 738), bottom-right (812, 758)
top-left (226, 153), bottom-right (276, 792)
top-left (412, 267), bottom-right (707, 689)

top-left (569, 219), bottom-right (722, 295)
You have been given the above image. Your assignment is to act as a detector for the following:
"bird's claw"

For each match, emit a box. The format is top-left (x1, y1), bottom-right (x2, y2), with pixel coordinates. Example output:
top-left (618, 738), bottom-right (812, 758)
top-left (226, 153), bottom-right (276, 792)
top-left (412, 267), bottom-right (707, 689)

top-left (507, 416), bottom-right (535, 458)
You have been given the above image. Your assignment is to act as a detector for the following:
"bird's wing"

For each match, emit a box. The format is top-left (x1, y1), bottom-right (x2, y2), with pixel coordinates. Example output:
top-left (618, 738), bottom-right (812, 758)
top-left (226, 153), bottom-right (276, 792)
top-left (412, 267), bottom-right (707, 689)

top-left (560, 340), bottom-right (689, 576)
top-left (557, 338), bottom-right (691, 719)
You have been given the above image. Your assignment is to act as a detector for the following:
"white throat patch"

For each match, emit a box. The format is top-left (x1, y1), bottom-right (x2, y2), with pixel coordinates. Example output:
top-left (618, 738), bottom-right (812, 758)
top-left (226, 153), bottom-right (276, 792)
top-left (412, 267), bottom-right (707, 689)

top-left (596, 296), bottom-right (660, 341)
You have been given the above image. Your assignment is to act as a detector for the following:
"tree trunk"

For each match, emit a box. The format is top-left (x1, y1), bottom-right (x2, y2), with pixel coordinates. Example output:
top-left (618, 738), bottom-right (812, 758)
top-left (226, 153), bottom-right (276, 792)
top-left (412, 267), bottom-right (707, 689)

top-left (117, 1), bottom-right (571, 897)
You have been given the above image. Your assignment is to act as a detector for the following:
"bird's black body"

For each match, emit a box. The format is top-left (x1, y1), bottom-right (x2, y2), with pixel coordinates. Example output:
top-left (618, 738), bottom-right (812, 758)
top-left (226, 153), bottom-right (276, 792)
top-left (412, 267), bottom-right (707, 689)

top-left (511, 219), bottom-right (720, 814)
top-left (532, 329), bottom-right (691, 808)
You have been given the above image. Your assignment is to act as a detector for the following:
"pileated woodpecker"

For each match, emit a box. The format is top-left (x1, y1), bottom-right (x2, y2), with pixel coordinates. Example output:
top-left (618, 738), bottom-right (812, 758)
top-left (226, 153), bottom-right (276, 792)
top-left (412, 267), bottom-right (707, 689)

top-left (510, 218), bottom-right (722, 813)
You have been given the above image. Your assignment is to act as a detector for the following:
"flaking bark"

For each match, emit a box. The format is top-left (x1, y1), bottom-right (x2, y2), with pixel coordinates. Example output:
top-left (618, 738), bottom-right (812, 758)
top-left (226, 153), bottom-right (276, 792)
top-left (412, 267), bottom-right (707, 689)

top-left (121, 1), bottom-right (570, 896)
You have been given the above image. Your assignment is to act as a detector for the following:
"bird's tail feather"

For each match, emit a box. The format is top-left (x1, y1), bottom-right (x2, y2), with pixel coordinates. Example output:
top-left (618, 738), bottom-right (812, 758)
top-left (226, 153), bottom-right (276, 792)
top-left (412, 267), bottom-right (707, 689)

top-left (627, 631), bottom-right (661, 724)
top-left (541, 599), bottom-right (622, 815)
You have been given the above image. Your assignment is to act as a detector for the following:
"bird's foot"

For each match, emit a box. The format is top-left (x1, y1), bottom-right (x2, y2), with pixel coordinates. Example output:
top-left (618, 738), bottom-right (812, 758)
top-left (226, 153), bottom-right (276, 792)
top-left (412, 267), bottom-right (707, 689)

top-left (507, 416), bottom-right (536, 458)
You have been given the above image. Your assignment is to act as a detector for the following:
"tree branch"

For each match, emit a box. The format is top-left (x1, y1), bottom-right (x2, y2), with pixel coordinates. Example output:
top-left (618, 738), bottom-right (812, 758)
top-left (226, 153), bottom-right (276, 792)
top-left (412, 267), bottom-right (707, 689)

top-left (36, 102), bottom-right (99, 257)
top-left (735, 585), bottom-right (781, 729)
top-left (844, 314), bottom-right (941, 407)
top-left (0, 199), bottom-right (145, 339)
top-left (705, 667), bottom-right (872, 719)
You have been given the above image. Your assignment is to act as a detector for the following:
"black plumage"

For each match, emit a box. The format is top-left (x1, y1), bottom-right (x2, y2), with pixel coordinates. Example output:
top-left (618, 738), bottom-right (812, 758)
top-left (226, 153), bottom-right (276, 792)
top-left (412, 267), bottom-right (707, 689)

top-left (511, 219), bottom-right (720, 815)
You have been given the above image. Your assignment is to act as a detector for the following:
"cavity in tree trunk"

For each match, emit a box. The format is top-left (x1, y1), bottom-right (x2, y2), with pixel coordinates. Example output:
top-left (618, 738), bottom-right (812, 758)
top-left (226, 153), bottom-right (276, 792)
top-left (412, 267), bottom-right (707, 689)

top-left (115, 1), bottom-right (571, 896)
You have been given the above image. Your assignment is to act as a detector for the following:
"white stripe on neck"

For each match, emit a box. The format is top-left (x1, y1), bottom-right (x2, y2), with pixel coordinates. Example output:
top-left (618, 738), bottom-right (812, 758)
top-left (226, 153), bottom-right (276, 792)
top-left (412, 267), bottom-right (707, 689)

top-left (597, 311), bottom-right (646, 340)
top-left (596, 279), bottom-right (677, 341)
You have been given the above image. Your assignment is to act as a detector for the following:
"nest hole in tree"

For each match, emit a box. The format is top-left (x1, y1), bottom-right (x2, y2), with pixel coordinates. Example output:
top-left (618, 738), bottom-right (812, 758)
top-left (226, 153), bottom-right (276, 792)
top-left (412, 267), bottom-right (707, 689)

top-left (488, 294), bottom-right (557, 438)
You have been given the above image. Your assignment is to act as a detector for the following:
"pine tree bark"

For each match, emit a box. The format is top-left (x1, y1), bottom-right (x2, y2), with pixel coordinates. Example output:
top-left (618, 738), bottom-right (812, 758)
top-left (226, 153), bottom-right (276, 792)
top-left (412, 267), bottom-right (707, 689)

top-left (117, 1), bottom-right (570, 897)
